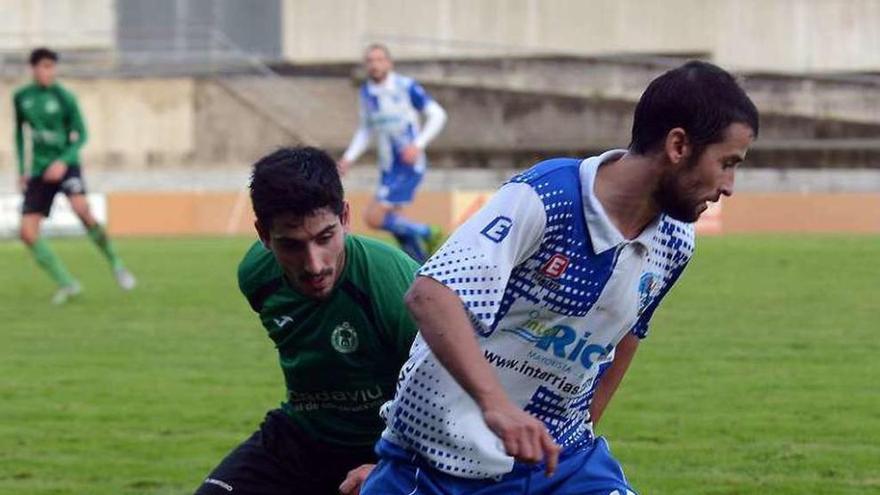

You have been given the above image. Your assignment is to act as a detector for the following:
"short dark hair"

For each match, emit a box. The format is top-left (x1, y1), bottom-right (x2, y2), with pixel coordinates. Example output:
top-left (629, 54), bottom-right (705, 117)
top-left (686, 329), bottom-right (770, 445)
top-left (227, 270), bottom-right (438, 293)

top-left (249, 147), bottom-right (344, 229)
top-left (29, 47), bottom-right (58, 66)
top-left (365, 43), bottom-right (391, 59)
top-left (630, 60), bottom-right (759, 155)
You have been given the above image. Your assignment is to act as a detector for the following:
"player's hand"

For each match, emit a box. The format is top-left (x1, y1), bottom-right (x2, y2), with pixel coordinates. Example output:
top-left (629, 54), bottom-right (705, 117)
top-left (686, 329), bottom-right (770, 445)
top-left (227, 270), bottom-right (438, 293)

top-left (483, 400), bottom-right (560, 477)
top-left (43, 161), bottom-right (67, 183)
top-left (337, 158), bottom-right (352, 177)
top-left (338, 463), bottom-right (375, 495)
top-left (18, 175), bottom-right (27, 192)
top-left (401, 144), bottom-right (421, 165)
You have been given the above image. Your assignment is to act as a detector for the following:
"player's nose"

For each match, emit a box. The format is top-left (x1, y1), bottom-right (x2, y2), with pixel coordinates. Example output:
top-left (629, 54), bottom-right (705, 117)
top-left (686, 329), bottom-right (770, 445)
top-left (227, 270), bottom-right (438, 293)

top-left (721, 168), bottom-right (735, 197)
top-left (303, 245), bottom-right (323, 273)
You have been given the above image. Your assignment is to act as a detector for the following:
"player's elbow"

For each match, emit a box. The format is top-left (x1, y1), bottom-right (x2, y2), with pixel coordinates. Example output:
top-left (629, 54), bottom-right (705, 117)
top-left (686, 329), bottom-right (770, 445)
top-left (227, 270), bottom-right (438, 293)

top-left (404, 279), bottom-right (429, 315)
top-left (429, 102), bottom-right (448, 125)
top-left (405, 276), bottom-right (442, 320)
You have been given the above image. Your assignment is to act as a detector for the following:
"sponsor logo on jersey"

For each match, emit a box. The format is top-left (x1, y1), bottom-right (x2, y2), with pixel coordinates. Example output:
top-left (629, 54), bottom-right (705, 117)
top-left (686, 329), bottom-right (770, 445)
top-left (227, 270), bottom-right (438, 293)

top-left (481, 216), bottom-right (513, 243)
top-left (331, 321), bottom-right (359, 353)
top-left (288, 385), bottom-right (384, 412)
top-left (288, 385), bottom-right (382, 404)
top-left (541, 254), bottom-right (570, 279)
top-left (534, 325), bottom-right (614, 371)
top-left (501, 315), bottom-right (613, 372)
top-left (44, 98), bottom-right (60, 114)
top-left (500, 310), bottom-right (555, 342)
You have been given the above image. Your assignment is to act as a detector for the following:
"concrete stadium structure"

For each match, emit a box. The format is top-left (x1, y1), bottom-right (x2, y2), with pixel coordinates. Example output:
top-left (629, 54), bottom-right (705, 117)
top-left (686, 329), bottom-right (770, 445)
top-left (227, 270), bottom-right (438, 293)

top-left (4, 0), bottom-right (880, 73)
top-left (0, 0), bottom-right (878, 235)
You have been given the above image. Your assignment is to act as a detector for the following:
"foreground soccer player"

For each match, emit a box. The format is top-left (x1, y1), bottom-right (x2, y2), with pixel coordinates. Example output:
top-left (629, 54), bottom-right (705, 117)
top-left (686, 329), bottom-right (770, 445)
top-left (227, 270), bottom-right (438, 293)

top-left (14, 47), bottom-right (135, 304)
top-left (195, 147), bottom-right (420, 495)
top-left (339, 43), bottom-right (447, 262)
top-left (362, 61), bottom-right (759, 494)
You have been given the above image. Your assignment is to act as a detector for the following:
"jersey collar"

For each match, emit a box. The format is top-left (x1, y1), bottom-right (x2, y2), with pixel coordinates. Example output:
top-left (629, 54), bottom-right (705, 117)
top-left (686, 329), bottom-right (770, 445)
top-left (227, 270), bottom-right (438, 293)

top-left (580, 149), bottom-right (661, 254)
top-left (367, 71), bottom-right (398, 91)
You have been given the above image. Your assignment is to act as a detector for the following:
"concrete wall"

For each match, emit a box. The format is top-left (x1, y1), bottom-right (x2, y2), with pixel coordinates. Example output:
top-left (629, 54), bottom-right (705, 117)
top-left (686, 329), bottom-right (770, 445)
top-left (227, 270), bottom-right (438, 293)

top-left (282, 0), bottom-right (880, 73)
top-left (4, 73), bottom-right (880, 175)
top-left (193, 79), bottom-right (299, 165)
top-left (394, 57), bottom-right (880, 124)
top-left (0, 0), bottom-right (114, 51)
top-left (0, 76), bottom-right (297, 172)
top-left (0, 77), bottom-right (196, 170)
top-left (2, 0), bottom-right (880, 74)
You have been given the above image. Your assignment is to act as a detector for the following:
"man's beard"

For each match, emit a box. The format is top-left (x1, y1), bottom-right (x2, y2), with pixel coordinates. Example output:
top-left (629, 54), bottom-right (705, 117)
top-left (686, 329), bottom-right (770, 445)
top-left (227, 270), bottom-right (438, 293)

top-left (653, 160), bottom-right (702, 223)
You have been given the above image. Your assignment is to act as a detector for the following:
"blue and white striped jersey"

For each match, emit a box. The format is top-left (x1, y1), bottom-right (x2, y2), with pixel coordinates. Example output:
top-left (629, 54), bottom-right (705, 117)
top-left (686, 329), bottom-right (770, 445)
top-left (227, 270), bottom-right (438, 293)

top-left (354, 72), bottom-right (434, 173)
top-left (379, 150), bottom-right (695, 478)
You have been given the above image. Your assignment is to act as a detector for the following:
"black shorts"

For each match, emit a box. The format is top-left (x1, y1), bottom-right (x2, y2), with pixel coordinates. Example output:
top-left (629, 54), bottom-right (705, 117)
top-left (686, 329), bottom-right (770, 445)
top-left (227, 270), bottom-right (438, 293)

top-left (194, 409), bottom-right (377, 495)
top-left (22, 166), bottom-right (87, 217)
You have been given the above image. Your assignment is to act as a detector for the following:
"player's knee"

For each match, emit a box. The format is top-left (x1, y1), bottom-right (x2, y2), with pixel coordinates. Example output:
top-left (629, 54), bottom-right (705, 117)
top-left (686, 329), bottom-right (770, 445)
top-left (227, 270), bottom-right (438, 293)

top-left (70, 203), bottom-right (94, 225)
top-left (19, 225), bottom-right (37, 245)
top-left (77, 211), bottom-right (97, 228)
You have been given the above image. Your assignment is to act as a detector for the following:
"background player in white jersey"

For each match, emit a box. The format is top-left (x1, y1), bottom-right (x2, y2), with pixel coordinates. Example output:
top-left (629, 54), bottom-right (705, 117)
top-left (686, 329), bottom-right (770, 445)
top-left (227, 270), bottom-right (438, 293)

top-left (339, 44), bottom-right (447, 262)
top-left (361, 61), bottom-right (760, 494)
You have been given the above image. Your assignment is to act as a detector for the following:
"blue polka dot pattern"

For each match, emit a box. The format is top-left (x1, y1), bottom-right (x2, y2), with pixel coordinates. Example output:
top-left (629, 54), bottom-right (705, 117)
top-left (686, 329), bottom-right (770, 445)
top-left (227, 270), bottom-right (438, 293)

top-left (382, 156), bottom-right (695, 479)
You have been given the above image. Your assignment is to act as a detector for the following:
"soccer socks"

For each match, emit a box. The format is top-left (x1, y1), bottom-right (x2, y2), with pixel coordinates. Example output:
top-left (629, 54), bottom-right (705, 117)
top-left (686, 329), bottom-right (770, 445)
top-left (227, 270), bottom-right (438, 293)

top-left (393, 233), bottom-right (426, 262)
top-left (87, 224), bottom-right (124, 271)
top-left (29, 238), bottom-right (76, 287)
top-left (383, 213), bottom-right (429, 262)
top-left (381, 212), bottom-right (431, 240)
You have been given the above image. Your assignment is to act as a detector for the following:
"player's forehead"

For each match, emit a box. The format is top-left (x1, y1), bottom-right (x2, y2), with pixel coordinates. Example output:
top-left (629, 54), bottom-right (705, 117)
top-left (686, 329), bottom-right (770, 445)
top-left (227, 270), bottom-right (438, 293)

top-left (269, 208), bottom-right (340, 241)
top-left (364, 46), bottom-right (390, 61)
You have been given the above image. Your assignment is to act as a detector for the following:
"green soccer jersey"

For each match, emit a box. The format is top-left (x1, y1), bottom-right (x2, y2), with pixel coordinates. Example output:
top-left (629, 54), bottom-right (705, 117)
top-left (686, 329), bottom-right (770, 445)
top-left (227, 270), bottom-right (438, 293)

top-left (13, 82), bottom-right (88, 177)
top-left (237, 234), bottom-right (420, 447)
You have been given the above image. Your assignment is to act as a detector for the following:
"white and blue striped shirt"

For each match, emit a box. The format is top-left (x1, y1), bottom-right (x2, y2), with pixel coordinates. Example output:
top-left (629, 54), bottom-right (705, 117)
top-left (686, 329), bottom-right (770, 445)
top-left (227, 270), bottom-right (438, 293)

top-left (343, 72), bottom-right (445, 174)
top-left (379, 150), bottom-right (694, 478)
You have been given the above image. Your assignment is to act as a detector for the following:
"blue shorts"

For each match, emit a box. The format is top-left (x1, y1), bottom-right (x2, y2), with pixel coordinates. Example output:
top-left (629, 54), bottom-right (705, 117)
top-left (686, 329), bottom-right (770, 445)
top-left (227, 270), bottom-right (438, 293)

top-left (362, 437), bottom-right (636, 495)
top-left (377, 167), bottom-right (424, 206)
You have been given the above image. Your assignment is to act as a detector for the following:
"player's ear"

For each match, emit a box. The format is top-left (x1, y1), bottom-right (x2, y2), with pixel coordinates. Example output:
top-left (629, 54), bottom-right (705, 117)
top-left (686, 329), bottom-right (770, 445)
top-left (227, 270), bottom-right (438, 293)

top-left (340, 202), bottom-right (351, 233)
top-left (664, 127), bottom-right (691, 167)
top-left (255, 219), bottom-right (271, 249)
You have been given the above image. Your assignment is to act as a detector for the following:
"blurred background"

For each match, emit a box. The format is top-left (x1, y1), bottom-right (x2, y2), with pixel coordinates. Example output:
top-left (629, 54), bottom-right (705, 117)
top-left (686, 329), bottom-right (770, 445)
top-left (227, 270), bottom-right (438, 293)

top-left (1, 0), bottom-right (878, 236)
top-left (0, 1), bottom-right (877, 494)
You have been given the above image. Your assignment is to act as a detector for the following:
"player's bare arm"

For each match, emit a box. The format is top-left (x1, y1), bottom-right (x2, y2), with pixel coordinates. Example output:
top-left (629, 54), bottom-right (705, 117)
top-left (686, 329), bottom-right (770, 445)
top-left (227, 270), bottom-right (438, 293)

top-left (589, 333), bottom-right (640, 426)
top-left (405, 276), bottom-right (560, 475)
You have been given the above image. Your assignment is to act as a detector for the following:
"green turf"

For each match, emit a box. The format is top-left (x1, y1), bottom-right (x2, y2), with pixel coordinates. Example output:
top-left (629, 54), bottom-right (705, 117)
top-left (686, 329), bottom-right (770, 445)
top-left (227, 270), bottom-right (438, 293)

top-left (0, 235), bottom-right (877, 494)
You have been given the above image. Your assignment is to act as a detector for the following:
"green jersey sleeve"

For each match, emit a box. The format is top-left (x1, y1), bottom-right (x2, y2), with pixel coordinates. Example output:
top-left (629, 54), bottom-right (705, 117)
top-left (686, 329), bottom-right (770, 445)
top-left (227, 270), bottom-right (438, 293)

top-left (57, 89), bottom-right (87, 166)
top-left (356, 236), bottom-right (421, 363)
top-left (13, 91), bottom-right (25, 176)
top-left (237, 240), bottom-right (283, 313)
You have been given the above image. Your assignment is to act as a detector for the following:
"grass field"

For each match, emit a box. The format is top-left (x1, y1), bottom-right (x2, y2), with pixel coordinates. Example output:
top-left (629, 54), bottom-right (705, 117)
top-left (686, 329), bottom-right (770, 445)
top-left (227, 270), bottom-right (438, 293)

top-left (1, 235), bottom-right (877, 494)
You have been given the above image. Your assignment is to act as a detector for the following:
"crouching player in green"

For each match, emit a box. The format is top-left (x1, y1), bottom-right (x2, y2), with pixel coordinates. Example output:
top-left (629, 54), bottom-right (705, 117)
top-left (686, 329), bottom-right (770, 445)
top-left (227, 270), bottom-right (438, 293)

top-left (14, 47), bottom-right (134, 304)
top-left (194, 147), bottom-right (419, 495)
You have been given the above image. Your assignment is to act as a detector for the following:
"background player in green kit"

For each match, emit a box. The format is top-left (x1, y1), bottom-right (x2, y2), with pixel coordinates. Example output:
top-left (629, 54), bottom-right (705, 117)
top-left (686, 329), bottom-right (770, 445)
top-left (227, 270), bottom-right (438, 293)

top-left (13, 47), bottom-right (135, 304)
top-left (195, 147), bottom-right (419, 495)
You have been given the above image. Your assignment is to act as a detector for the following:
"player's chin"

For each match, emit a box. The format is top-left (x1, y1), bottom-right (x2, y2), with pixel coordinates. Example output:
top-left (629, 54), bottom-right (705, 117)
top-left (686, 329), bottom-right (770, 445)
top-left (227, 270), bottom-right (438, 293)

top-left (306, 280), bottom-right (336, 300)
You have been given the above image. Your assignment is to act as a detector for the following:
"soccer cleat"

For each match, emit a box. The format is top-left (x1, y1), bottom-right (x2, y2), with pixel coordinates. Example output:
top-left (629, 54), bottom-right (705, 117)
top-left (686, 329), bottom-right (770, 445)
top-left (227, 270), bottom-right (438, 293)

top-left (51, 281), bottom-right (82, 305)
top-left (424, 225), bottom-right (446, 256)
top-left (115, 268), bottom-right (137, 291)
